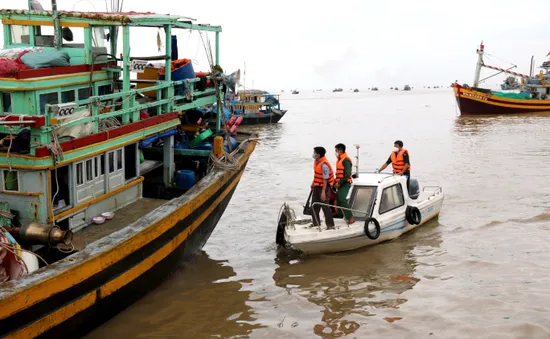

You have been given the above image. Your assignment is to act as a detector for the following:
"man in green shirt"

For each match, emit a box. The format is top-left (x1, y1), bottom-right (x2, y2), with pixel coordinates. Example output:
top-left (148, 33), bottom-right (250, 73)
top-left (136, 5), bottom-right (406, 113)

top-left (334, 143), bottom-right (355, 224)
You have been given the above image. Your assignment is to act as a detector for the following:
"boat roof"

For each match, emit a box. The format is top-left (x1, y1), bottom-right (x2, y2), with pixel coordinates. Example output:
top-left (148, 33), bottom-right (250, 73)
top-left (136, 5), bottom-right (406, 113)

top-left (239, 89), bottom-right (269, 95)
top-left (0, 9), bottom-right (221, 31)
top-left (353, 172), bottom-right (406, 187)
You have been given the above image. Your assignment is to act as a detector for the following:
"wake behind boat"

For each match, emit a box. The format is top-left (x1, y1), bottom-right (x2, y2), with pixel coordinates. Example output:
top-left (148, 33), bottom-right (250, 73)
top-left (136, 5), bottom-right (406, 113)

top-left (276, 172), bottom-right (444, 255)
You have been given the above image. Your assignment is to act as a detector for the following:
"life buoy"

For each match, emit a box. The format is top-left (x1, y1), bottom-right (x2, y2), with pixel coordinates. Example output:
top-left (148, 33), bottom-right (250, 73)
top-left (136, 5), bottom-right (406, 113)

top-left (364, 217), bottom-right (380, 240)
top-left (405, 206), bottom-right (422, 225)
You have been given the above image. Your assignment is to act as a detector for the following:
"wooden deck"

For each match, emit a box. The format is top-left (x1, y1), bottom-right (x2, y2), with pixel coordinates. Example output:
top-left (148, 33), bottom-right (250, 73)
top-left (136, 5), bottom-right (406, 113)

top-left (71, 198), bottom-right (166, 251)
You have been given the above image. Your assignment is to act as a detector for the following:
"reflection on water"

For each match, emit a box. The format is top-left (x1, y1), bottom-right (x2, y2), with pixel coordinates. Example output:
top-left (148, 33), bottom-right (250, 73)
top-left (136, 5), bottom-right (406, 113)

top-left (85, 251), bottom-right (263, 339)
top-left (273, 223), bottom-right (442, 338)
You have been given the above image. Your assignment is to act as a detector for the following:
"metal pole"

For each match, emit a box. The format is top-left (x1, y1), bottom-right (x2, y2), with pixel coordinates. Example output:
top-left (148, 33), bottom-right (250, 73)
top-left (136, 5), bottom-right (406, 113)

top-left (473, 42), bottom-right (484, 87)
top-left (354, 144), bottom-right (360, 177)
top-left (51, 0), bottom-right (61, 50)
top-left (215, 31), bottom-right (221, 132)
top-left (215, 31), bottom-right (220, 66)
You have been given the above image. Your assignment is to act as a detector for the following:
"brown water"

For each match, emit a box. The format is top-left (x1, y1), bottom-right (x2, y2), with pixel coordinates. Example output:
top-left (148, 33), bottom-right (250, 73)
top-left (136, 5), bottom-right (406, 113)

top-left (87, 90), bottom-right (550, 338)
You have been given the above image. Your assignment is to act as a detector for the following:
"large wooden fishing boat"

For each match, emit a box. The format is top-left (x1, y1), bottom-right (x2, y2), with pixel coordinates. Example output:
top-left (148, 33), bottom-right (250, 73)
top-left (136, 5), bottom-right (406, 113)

top-left (0, 3), bottom-right (257, 338)
top-left (453, 42), bottom-right (550, 115)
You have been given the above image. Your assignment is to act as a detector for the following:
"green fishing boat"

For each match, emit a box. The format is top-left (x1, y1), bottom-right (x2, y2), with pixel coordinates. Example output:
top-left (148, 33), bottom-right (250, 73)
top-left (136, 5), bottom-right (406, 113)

top-left (0, 3), bottom-right (257, 338)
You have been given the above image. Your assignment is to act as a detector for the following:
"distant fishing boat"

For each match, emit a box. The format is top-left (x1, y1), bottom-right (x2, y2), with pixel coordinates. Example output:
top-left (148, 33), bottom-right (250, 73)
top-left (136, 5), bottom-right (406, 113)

top-left (225, 90), bottom-right (287, 125)
top-left (403, 85), bottom-right (411, 91)
top-left (453, 42), bottom-right (550, 115)
top-left (292, 90), bottom-right (299, 94)
top-left (333, 88), bottom-right (343, 92)
top-left (372, 87), bottom-right (378, 91)
top-left (353, 89), bottom-right (359, 92)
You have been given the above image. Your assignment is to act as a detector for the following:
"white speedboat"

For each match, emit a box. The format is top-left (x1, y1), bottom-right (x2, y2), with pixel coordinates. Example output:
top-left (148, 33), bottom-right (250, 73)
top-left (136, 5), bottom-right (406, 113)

top-left (276, 172), bottom-right (444, 255)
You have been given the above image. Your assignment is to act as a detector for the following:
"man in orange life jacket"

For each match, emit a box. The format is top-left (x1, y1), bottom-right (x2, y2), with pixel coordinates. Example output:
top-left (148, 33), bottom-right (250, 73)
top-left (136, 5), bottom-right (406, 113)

top-left (376, 140), bottom-right (411, 188)
top-left (334, 143), bottom-right (356, 224)
top-left (311, 146), bottom-right (335, 229)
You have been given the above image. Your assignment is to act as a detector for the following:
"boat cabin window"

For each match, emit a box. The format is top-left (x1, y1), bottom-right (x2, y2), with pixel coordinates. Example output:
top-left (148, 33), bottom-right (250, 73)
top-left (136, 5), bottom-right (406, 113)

top-left (78, 88), bottom-right (91, 101)
top-left (76, 162), bottom-right (84, 186)
top-left (100, 154), bottom-right (105, 175)
top-left (1, 93), bottom-right (11, 113)
top-left (39, 92), bottom-right (59, 114)
top-left (85, 159), bottom-right (93, 182)
top-left (61, 90), bottom-right (76, 103)
top-left (2, 170), bottom-right (19, 191)
top-left (98, 84), bottom-right (113, 96)
top-left (349, 186), bottom-right (377, 220)
top-left (10, 25), bottom-right (29, 44)
top-left (379, 184), bottom-right (405, 214)
top-left (108, 152), bottom-right (115, 173)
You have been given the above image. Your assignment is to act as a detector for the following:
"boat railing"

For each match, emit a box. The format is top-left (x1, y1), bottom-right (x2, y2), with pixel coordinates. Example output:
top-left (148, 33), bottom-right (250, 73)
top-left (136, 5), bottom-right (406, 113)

top-left (311, 202), bottom-right (368, 232)
top-left (0, 75), bottom-right (223, 155)
top-left (422, 185), bottom-right (442, 195)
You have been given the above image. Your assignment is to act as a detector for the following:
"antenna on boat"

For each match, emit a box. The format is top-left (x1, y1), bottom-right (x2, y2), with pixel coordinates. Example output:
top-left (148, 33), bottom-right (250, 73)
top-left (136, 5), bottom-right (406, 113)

top-left (353, 144), bottom-right (360, 178)
top-left (530, 55), bottom-right (535, 77)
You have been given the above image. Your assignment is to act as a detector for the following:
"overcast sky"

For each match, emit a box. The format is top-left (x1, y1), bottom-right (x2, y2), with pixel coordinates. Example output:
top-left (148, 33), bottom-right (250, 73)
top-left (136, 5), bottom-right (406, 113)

top-left (3, 0), bottom-right (550, 91)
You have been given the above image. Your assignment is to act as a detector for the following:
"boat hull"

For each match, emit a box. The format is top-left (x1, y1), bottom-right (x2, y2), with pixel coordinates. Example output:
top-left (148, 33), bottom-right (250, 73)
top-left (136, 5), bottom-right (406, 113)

top-left (454, 86), bottom-right (550, 115)
top-left (237, 110), bottom-right (287, 125)
top-left (284, 194), bottom-right (444, 255)
top-left (0, 140), bottom-right (257, 339)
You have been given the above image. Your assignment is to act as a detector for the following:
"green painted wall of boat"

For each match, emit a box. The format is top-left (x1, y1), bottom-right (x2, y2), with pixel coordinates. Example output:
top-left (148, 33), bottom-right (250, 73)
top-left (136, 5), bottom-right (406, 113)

top-left (0, 169), bottom-right (48, 226)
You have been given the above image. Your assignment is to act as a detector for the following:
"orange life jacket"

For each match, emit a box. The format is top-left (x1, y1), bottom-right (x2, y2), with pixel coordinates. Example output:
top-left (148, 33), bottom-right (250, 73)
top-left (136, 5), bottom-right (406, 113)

top-left (313, 156), bottom-right (335, 187)
top-left (335, 153), bottom-right (353, 184)
top-left (390, 148), bottom-right (410, 173)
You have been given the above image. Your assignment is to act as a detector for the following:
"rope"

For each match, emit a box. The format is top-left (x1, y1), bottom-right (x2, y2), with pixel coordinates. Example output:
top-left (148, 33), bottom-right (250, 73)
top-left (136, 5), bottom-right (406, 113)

top-left (0, 210), bottom-right (14, 220)
top-left (209, 151), bottom-right (239, 171)
top-left (0, 226), bottom-right (49, 267)
top-left (98, 116), bottom-right (122, 131)
top-left (56, 243), bottom-right (75, 254)
top-left (47, 126), bottom-right (65, 165)
top-left (0, 242), bottom-right (49, 268)
top-left (277, 203), bottom-right (301, 230)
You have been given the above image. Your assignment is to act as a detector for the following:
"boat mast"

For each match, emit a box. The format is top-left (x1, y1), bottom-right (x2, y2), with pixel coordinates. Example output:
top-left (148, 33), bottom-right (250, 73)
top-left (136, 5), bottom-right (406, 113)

top-left (50, 0), bottom-right (61, 49)
top-left (473, 41), bottom-right (484, 87)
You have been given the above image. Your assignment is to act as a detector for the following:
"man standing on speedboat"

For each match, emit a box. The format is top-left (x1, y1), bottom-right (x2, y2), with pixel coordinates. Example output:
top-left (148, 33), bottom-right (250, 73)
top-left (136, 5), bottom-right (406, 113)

top-left (311, 146), bottom-right (335, 229)
top-left (376, 140), bottom-right (411, 188)
top-left (334, 143), bottom-right (356, 224)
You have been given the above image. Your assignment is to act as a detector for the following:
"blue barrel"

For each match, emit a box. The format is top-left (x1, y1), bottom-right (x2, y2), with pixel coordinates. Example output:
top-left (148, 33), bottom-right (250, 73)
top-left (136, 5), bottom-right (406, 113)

top-left (159, 60), bottom-right (195, 96)
top-left (194, 141), bottom-right (213, 150)
top-left (223, 136), bottom-right (238, 152)
top-left (175, 170), bottom-right (195, 189)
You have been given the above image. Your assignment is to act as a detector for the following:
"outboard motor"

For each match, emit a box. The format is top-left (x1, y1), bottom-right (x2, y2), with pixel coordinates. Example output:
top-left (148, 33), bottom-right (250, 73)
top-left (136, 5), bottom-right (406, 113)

top-left (408, 178), bottom-right (420, 200)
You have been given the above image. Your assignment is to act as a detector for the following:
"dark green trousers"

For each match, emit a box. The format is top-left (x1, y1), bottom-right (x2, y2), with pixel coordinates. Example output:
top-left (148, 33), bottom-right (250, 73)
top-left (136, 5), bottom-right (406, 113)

top-left (336, 182), bottom-right (353, 220)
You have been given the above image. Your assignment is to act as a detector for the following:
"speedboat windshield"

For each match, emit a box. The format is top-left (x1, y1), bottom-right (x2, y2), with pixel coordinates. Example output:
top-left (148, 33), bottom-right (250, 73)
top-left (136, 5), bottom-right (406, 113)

top-left (349, 185), bottom-right (377, 220)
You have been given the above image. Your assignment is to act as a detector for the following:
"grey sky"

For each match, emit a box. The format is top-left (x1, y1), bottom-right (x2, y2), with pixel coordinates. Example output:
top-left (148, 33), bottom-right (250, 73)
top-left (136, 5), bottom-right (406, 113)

top-left (3, 0), bottom-right (550, 91)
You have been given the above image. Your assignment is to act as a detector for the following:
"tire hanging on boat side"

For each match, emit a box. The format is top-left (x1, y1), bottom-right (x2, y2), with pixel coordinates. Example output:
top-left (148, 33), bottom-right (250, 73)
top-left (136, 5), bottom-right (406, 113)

top-left (405, 206), bottom-right (422, 225)
top-left (364, 217), bottom-right (381, 240)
